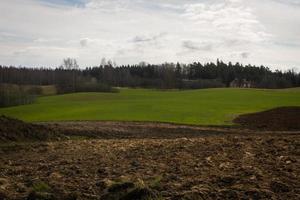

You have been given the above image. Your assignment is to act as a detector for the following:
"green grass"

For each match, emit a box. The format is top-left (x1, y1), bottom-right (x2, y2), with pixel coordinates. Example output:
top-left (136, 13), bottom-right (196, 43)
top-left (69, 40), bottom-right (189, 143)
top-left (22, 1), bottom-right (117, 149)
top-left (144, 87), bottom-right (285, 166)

top-left (0, 88), bottom-right (299, 125)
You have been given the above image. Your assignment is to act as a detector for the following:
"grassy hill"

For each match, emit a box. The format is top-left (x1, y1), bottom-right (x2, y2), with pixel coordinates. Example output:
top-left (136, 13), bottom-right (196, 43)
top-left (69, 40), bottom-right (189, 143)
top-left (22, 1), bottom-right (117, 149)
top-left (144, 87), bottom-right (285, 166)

top-left (0, 88), bottom-right (299, 125)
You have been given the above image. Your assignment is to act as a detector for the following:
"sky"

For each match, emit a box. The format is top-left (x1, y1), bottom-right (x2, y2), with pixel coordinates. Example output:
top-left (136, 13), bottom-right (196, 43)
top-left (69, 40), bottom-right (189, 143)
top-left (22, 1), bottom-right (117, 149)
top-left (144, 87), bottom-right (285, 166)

top-left (0, 0), bottom-right (300, 70)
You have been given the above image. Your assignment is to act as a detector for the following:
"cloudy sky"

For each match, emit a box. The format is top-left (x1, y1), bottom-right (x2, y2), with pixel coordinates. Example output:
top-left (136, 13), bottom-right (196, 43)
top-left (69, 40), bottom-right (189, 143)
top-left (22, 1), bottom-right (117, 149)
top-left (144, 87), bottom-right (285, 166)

top-left (0, 0), bottom-right (300, 70)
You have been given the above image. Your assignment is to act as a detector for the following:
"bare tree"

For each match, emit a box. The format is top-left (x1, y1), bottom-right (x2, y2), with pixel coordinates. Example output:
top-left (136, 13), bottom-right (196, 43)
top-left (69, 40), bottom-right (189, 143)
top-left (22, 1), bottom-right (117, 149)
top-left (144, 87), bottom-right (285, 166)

top-left (100, 58), bottom-right (107, 67)
top-left (62, 58), bottom-right (79, 70)
top-left (61, 58), bottom-right (79, 92)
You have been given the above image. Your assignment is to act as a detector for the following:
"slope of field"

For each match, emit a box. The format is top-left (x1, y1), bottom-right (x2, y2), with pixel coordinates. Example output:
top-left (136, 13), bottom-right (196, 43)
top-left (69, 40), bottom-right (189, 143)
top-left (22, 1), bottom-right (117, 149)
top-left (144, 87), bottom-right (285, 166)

top-left (0, 88), bottom-right (299, 125)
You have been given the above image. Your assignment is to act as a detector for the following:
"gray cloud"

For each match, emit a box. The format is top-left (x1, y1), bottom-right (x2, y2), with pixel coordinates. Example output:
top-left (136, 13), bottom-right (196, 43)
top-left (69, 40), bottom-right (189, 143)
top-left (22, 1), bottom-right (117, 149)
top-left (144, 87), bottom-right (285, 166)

top-left (131, 33), bottom-right (167, 43)
top-left (80, 38), bottom-right (90, 47)
top-left (241, 52), bottom-right (250, 59)
top-left (182, 40), bottom-right (213, 51)
top-left (132, 36), bottom-right (153, 43)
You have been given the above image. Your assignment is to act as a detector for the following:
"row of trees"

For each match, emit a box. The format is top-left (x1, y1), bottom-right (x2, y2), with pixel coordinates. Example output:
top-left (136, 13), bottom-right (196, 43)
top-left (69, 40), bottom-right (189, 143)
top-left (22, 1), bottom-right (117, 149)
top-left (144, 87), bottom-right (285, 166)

top-left (1, 59), bottom-right (299, 91)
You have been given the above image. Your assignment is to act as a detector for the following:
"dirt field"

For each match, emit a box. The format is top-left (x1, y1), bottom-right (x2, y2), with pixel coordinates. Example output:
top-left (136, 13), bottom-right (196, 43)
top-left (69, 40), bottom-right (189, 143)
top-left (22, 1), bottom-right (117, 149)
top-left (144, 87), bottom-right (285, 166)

top-left (234, 107), bottom-right (300, 131)
top-left (0, 108), bottom-right (299, 199)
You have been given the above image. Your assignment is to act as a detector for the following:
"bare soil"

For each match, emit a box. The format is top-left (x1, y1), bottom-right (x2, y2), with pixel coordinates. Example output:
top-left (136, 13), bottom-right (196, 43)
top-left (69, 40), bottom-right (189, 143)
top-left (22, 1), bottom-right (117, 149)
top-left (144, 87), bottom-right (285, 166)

top-left (0, 116), bottom-right (60, 142)
top-left (233, 107), bottom-right (300, 131)
top-left (0, 123), bottom-right (299, 199)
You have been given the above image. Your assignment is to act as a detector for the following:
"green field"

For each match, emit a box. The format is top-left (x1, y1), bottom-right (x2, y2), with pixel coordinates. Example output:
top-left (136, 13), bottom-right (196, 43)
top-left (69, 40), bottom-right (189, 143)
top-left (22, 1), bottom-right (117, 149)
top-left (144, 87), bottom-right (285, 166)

top-left (0, 88), bottom-right (299, 125)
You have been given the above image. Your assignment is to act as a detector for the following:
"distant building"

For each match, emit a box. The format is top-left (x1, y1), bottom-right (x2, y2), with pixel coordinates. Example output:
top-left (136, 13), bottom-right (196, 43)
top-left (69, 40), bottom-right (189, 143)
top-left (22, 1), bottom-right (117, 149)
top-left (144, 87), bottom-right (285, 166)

top-left (230, 78), bottom-right (252, 88)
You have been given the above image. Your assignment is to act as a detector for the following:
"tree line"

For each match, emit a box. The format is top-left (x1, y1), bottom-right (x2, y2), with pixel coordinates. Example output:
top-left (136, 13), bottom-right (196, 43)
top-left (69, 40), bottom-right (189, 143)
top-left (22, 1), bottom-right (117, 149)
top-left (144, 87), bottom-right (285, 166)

top-left (1, 59), bottom-right (299, 91)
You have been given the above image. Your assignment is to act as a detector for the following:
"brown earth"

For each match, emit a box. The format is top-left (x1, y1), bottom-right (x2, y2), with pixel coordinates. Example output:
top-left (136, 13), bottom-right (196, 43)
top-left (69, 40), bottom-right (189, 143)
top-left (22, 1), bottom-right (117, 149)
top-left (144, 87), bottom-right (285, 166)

top-left (0, 133), bottom-right (299, 199)
top-left (0, 116), bottom-right (61, 142)
top-left (233, 107), bottom-right (300, 131)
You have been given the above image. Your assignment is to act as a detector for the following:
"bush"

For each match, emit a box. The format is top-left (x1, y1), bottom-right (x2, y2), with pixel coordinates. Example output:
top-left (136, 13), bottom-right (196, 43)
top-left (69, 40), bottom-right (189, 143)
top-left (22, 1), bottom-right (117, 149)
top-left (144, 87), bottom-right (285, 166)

top-left (258, 75), bottom-right (293, 89)
top-left (180, 79), bottom-right (225, 89)
top-left (56, 81), bottom-right (119, 94)
top-left (75, 82), bottom-right (119, 93)
top-left (27, 86), bottom-right (43, 95)
top-left (0, 84), bottom-right (37, 107)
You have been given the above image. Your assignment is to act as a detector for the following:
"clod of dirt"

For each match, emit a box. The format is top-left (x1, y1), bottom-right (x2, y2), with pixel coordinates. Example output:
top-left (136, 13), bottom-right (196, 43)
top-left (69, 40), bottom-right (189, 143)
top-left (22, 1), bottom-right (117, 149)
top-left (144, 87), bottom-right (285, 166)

top-left (101, 180), bottom-right (160, 200)
top-left (242, 189), bottom-right (272, 200)
top-left (217, 176), bottom-right (236, 187)
top-left (0, 190), bottom-right (9, 200)
top-left (121, 187), bottom-right (159, 200)
top-left (107, 182), bottom-right (135, 193)
top-left (270, 181), bottom-right (290, 193)
top-left (26, 191), bottom-right (54, 200)
top-left (179, 192), bottom-right (203, 200)
top-left (233, 107), bottom-right (300, 131)
top-left (0, 115), bottom-right (60, 142)
top-left (218, 189), bottom-right (238, 199)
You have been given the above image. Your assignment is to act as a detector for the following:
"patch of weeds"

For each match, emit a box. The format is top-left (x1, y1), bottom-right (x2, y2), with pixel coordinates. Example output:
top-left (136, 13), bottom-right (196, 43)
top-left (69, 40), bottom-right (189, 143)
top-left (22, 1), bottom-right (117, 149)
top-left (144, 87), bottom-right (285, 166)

top-left (108, 181), bottom-right (135, 193)
top-left (27, 181), bottom-right (53, 200)
top-left (148, 176), bottom-right (163, 189)
top-left (32, 181), bottom-right (51, 193)
top-left (101, 177), bottom-right (163, 200)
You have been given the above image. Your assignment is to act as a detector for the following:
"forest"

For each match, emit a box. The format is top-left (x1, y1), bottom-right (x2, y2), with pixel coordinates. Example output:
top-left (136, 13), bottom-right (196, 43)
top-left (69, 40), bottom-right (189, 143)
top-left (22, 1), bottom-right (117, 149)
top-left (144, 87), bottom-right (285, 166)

top-left (1, 59), bottom-right (299, 92)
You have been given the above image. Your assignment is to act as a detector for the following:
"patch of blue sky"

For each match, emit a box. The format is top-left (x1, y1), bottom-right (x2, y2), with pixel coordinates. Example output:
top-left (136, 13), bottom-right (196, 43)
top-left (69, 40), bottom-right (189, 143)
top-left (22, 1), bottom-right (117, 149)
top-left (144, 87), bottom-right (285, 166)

top-left (38, 0), bottom-right (87, 7)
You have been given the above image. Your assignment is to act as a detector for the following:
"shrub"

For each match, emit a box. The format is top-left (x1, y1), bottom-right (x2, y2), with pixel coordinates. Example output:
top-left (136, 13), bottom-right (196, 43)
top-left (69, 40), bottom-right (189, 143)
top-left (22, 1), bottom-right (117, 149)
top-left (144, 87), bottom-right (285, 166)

top-left (75, 82), bottom-right (119, 93)
top-left (56, 81), bottom-right (119, 94)
top-left (180, 79), bottom-right (225, 89)
top-left (27, 86), bottom-right (43, 95)
top-left (258, 75), bottom-right (293, 89)
top-left (0, 84), bottom-right (37, 107)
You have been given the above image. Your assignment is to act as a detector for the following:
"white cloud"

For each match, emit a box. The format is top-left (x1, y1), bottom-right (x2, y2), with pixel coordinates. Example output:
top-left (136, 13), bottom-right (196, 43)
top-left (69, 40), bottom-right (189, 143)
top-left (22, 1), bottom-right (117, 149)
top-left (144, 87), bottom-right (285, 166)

top-left (0, 0), bottom-right (299, 69)
top-left (182, 1), bottom-right (270, 43)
